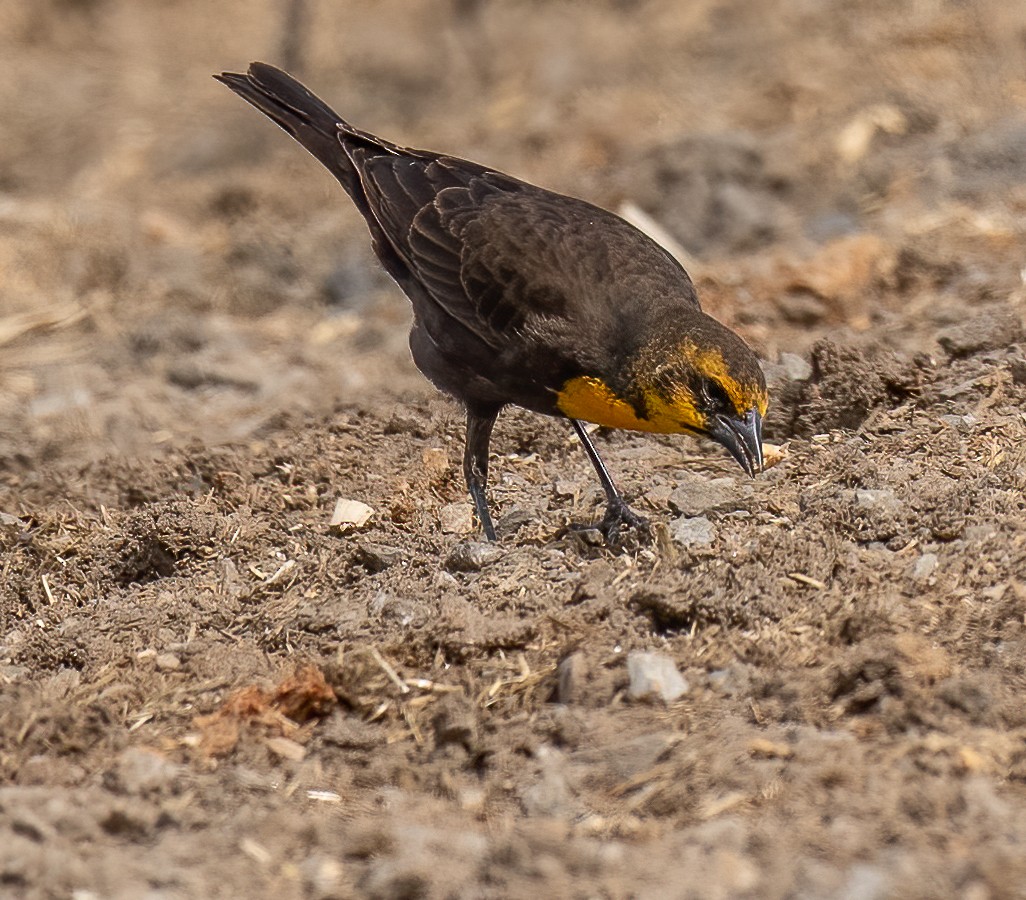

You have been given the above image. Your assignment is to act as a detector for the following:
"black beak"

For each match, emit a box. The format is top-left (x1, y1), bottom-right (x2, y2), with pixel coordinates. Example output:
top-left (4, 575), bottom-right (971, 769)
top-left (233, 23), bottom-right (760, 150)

top-left (707, 409), bottom-right (764, 477)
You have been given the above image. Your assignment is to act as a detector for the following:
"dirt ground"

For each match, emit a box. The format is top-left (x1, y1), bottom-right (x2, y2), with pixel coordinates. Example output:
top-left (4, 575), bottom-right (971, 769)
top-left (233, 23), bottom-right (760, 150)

top-left (3, 1), bottom-right (1026, 897)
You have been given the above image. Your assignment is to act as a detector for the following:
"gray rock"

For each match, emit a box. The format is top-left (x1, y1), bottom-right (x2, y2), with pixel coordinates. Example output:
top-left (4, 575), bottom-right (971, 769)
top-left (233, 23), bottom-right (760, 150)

top-left (155, 652), bottom-right (181, 672)
top-left (521, 747), bottom-right (573, 817)
top-left (496, 506), bottom-right (536, 536)
top-left (779, 351), bottom-right (813, 381)
top-left (939, 413), bottom-right (977, 430)
top-left (669, 515), bottom-right (716, 547)
top-left (668, 478), bottom-right (739, 517)
top-left (108, 747), bottom-right (182, 796)
top-left (912, 553), bottom-right (938, 581)
top-left (854, 489), bottom-right (902, 513)
top-left (627, 651), bottom-right (690, 703)
top-left (445, 542), bottom-right (503, 572)
top-left (776, 290), bottom-right (828, 325)
top-left (357, 542), bottom-right (403, 572)
top-left (557, 653), bottom-right (589, 705)
top-left (937, 308), bottom-right (1023, 358)
top-left (367, 592), bottom-right (423, 627)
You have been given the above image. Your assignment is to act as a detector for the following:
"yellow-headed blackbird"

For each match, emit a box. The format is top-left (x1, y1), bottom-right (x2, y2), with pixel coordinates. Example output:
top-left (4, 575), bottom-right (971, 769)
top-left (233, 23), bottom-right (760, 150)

top-left (216, 63), bottom-right (767, 541)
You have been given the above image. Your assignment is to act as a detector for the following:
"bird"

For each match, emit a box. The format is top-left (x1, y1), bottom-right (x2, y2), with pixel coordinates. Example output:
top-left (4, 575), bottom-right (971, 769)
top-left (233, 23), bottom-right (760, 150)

top-left (215, 63), bottom-right (768, 543)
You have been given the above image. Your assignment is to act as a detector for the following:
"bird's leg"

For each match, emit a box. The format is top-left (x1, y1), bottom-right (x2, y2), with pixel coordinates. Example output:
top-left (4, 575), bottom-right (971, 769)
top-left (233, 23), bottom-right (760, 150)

top-left (464, 407), bottom-right (500, 542)
top-left (571, 420), bottom-right (648, 542)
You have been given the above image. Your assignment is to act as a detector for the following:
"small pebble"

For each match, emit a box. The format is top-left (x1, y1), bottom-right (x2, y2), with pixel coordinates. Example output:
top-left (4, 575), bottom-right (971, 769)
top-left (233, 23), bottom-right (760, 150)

top-left (155, 652), bottom-right (181, 672)
top-left (553, 479), bottom-right (580, 498)
top-left (854, 488), bottom-right (901, 512)
top-left (111, 747), bottom-right (181, 795)
top-left (669, 515), bottom-right (716, 547)
top-left (668, 478), bottom-right (738, 517)
top-left (300, 854), bottom-right (344, 897)
top-left (446, 541), bottom-right (503, 572)
top-left (779, 351), bottom-right (813, 381)
top-left (627, 651), bottom-right (690, 703)
top-left (357, 542), bottom-right (403, 572)
top-left (939, 413), bottom-right (977, 431)
top-left (557, 652), bottom-right (589, 704)
top-left (912, 553), bottom-right (938, 581)
top-left (496, 506), bottom-right (535, 536)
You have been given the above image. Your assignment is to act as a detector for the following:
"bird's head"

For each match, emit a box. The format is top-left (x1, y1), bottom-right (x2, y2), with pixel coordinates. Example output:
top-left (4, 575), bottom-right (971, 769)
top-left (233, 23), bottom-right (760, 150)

top-left (556, 313), bottom-right (768, 475)
top-left (660, 324), bottom-right (769, 476)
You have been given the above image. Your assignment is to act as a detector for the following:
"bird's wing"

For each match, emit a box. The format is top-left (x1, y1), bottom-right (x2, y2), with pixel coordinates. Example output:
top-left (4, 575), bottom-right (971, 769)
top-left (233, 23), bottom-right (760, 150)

top-left (350, 147), bottom-right (697, 354)
top-left (350, 149), bottom-right (540, 347)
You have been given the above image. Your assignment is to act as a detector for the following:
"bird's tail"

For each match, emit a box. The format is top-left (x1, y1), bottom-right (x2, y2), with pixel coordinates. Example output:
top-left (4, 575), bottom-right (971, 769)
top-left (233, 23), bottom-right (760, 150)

top-left (215, 62), bottom-right (374, 203)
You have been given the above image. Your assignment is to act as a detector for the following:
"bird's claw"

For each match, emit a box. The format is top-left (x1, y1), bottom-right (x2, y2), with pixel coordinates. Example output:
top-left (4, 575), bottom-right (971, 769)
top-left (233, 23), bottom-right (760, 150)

top-left (568, 498), bottom-right (649, 545)
top-left (598, 498), bottom-right (649, 544)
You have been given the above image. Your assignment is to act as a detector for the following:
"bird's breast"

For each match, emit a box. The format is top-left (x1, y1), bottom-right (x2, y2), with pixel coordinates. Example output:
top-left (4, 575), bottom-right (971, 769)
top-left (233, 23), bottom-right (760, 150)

top-left (555, 375), bottom-right (698, 434)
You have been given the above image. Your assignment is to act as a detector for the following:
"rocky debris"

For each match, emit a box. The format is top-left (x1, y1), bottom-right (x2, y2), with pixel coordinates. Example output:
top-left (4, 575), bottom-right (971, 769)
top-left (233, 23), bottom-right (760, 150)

top-left (669, 515), bottom-right (716, 548)
top-left (627, 652), bottom-right (690, 703)
top-left (854, 489), bottom-right (902, 513)
top-left (556, 652), bottom-right (589, 705)
top-left (769, 339), bottom-right (921, 437)
top-left (936, 308), bottom-right (1024, 358)
top-left (357, 542), bottom-right (404, 572)
top-left (668, 477), bottom-right (743, 517)
top-left (911, 553), bottom-right (939, 581)
top-left (445, 541), bottom-right (503, 572)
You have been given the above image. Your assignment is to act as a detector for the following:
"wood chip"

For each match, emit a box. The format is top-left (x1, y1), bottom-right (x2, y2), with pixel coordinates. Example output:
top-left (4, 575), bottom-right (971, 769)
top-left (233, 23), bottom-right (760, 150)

top-left (699, 791), bottom-right (748, 819)
top-left (306, 790), bottom-right (342, 803)
top-left (761, 443), bottom-right (788, 469)
top-left (369, 647), bottom-right (410, 694)
top-left (265, 736), bottom-right (307, 761)
top-left (749, 738), bottom-right (794, 759)
top-left (239, 837), bottom-right (273, 865)
top-left (329, 498), bottom-right (374, 531)
top-left (788, 572), bottom-right (826, 590)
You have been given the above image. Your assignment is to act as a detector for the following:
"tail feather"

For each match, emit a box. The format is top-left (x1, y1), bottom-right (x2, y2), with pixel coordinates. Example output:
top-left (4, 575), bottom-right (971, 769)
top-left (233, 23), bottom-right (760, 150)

top-left (215, 62), bottom-right (379, 205)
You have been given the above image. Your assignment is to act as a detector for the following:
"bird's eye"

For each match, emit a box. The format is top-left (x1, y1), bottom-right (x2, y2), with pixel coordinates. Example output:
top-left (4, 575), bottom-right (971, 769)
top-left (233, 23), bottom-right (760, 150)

top-left (702, 379), bottom-right (733, 412)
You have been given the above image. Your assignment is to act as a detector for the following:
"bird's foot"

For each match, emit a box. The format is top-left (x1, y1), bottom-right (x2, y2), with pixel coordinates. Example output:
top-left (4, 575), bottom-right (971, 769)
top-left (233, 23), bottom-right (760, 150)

top-left (569, 498), bottom-right (649, 546)
top-left (598, 498), bottom-right (649, 544)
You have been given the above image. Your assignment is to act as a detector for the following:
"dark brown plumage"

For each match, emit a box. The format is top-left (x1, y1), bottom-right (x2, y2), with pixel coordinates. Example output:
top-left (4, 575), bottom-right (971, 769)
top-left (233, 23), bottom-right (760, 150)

top-left (216, 62), bottom-right (768, 541)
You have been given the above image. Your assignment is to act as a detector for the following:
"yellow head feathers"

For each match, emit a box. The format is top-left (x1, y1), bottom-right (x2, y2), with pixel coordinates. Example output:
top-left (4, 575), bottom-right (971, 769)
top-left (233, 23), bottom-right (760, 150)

top-left (555, 337), bottom-right (768, 436)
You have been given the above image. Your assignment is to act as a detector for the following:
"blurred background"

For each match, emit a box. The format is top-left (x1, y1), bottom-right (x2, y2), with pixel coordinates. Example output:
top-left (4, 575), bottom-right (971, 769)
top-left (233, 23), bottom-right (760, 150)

top-left (2, 0), bottom-right (1025, 467)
